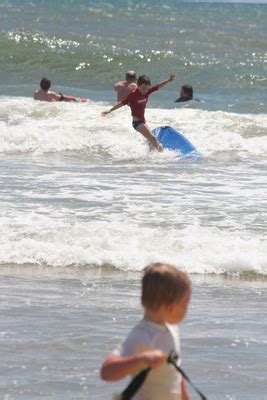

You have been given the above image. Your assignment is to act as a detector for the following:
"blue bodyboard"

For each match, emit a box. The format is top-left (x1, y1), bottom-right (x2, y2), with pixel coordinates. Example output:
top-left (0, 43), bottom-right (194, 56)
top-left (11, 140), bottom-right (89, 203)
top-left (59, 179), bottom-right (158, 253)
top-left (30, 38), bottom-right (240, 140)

top-left (152, 126), bottom-right (198, 156)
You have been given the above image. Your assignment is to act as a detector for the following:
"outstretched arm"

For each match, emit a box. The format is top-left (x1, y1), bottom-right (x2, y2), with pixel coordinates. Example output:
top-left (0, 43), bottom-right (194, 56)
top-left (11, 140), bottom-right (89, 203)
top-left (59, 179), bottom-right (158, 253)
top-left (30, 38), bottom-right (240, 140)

top-left (157, 72), bottom-right (176, 89)
top-left (61, 95), bottom-right (79, 102)
top-left (101, 101), bottom-right (124, 116)
top-left (52, 92), bottom-right (78, 102)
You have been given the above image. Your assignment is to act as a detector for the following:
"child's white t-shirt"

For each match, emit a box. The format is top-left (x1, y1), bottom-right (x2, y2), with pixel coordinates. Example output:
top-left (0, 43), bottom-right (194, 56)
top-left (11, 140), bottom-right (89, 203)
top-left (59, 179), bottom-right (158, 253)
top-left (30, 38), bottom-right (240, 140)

top-left (116, 319), bottom-right (182, 400)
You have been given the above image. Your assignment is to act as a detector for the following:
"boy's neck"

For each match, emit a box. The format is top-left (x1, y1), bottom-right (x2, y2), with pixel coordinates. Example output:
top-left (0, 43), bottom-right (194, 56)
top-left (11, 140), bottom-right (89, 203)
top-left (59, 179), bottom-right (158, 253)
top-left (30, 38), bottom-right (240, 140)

top-left (143, 308), bottom-right (167, 325)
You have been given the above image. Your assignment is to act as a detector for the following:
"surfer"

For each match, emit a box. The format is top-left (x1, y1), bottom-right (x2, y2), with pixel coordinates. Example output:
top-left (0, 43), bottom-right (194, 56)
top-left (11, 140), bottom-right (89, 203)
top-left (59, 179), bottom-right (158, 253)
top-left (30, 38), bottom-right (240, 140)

top-left (101, 262), bottom-right (191, 400)
top-left (102, 72), bottom-right (176, 151)
top-left (113, 70), bottom-right (137, 101)
top-left (34, 77), bottom-right (79, 102)
top-left (175, 85), bottom-right (193, 103)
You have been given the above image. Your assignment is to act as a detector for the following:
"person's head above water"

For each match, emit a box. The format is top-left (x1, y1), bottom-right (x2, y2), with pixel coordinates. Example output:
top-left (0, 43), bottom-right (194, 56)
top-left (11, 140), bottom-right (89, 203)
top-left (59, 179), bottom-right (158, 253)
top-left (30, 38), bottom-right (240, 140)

top-left (180, 84), bottom-right (193, 100)
top-left (40, 77), bottom-right (51, 92)
top-left (125, 70), bottom-right (137, 83)
top-left (175, 84), bottom-right (193, 103)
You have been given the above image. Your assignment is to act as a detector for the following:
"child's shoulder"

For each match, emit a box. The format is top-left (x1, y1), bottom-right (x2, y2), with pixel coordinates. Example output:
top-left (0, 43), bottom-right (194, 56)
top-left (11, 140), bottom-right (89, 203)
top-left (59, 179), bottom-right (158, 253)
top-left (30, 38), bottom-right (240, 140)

top-left (125, 319), bottom-right (157, 343)
top-left (127, 319), bottom-right (176, 342)
top-left (128, 82), bottom-right (137, 90)
top-left (121, 320), bottom-right (155, 355)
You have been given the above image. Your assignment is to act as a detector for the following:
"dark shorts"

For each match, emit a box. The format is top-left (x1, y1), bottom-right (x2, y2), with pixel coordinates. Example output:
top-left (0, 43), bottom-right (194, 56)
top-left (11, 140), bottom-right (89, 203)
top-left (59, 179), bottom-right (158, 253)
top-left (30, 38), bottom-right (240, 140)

top-left (132, 120), bottom-right (145, 130)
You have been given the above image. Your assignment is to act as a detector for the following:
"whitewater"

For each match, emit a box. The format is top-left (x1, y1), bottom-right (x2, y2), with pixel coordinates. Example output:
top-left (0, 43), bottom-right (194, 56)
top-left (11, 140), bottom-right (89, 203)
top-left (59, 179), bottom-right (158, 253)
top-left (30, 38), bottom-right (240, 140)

top-left (0, 98), bottom-right (266, 276)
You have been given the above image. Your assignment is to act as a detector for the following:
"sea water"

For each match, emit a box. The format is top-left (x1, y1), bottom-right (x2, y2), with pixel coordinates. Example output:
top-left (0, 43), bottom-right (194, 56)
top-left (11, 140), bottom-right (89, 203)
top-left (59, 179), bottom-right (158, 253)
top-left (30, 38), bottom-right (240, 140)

top-left (0, 1), bottom-right (266, 399)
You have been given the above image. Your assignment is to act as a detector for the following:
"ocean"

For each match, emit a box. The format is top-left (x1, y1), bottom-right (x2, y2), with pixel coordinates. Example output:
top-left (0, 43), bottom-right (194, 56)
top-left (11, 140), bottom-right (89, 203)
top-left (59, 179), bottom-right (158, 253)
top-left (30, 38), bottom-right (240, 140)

top-left (0, 1), bottom-right (266, 399)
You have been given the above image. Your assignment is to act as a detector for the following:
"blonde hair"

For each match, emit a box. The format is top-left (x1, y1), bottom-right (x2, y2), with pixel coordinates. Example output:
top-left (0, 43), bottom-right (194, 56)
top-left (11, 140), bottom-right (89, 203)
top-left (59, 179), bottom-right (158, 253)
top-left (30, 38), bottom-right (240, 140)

top-left (141, 263), bottom-right (191, 310)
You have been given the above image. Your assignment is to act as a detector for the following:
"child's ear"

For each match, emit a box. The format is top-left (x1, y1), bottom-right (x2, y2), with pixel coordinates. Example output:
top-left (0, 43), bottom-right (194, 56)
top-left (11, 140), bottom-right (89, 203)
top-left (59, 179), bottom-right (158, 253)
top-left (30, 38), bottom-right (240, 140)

top-left (165, 302), bottom-right (175, 313)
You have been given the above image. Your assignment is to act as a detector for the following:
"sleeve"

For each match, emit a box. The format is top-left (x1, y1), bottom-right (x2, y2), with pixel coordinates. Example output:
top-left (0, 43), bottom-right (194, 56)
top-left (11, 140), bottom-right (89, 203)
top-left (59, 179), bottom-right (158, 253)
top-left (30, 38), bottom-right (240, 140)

top-left (116, 326), bottom-right (152, 357)
top-left (147, 84), bottom-right (159, 96)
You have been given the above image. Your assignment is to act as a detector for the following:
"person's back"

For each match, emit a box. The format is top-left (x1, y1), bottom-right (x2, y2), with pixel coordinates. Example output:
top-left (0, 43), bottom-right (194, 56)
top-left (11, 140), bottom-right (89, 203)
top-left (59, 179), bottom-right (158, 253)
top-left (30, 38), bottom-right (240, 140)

top-left (113, 70), bottom-right (137, 101)
top-left (101, 262), bottom-right (192, 400)
top-left (119, 319), bottom-right (181, 400)
top-left (34, 89), bottom-right (61, 102)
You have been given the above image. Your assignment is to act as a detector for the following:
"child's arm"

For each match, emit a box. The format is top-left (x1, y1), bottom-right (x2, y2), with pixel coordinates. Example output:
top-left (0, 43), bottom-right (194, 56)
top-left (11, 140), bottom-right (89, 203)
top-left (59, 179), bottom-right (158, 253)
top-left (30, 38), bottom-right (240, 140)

top-left (101, 101), bottom-right (124, 116)
top-left (101, 350), bottom-right (166, 381)
top-left (157, 72), bottom-right (176, 89)
top-left (181, 377), bottom-right (191, 400)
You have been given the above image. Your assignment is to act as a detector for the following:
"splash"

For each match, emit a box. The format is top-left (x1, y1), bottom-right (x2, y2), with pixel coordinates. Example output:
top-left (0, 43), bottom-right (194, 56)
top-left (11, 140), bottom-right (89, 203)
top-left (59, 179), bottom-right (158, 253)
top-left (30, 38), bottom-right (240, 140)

top-left (0, 97), bottom-right (266, 159)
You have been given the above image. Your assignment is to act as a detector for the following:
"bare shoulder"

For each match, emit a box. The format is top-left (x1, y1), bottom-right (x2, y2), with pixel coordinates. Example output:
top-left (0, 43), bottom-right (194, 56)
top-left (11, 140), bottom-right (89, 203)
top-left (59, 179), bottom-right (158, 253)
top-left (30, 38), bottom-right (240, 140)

top-left (33, 89), bottom-right (60, 102)
top-left (128, 83), bottom-right (137, 90)
top-left (33, 90), bottom-right (39, 100)
top-left (114, 80), bottom-right (125, 89)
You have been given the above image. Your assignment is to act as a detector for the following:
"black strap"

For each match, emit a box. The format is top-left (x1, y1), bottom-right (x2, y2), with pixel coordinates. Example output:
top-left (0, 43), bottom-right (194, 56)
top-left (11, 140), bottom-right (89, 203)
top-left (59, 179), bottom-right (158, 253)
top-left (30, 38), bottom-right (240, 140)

top-left (168, 352), bottom-right (207, 400)
top-left (117, 351), bottom-right (208, 400)
top-left (120, 368), bottom-right (150, 400)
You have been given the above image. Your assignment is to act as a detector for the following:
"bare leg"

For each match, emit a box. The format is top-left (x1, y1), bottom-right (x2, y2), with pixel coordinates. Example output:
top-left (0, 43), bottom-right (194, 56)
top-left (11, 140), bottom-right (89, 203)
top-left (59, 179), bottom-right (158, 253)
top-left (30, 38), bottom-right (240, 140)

top-left (135, 123), bottom-right (163, 152)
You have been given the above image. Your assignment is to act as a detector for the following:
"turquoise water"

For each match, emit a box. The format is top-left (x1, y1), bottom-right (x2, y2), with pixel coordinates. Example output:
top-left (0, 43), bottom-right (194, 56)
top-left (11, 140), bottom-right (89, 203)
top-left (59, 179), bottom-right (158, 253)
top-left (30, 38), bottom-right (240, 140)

top-left (1, 0), bottom-right (266, 112)
top-left (0, 1), bottom-right (266, 399)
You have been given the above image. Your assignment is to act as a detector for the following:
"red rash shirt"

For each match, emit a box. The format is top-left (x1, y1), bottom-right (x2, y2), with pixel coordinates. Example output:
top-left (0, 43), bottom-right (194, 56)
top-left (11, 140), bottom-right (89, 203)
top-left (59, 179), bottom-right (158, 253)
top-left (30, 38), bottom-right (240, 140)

top-left (121, 85), bottom-right (159, 121)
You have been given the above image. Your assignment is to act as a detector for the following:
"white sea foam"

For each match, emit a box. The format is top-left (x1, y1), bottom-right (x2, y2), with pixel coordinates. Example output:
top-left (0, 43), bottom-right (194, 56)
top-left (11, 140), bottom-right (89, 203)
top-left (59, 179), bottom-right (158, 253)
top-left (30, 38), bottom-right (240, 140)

top-left (0, 211), bottom-right (266, 275)
top-left (0, 97), bottom-right (266, 275)
top-left (0, 97), bottom-right (266, 158)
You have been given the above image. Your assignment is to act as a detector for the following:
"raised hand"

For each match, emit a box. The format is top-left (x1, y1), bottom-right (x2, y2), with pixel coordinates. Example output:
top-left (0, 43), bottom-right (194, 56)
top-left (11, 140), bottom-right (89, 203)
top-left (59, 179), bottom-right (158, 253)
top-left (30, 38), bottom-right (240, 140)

top-left (169, 72), bottom-right (176, 82)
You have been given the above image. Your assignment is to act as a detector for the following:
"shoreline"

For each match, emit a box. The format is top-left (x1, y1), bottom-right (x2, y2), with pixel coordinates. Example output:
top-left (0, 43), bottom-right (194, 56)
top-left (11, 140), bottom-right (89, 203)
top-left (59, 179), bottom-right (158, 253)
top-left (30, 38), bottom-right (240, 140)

top-left (1, 263), bottom-right (266, 282)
